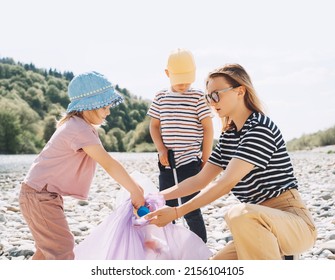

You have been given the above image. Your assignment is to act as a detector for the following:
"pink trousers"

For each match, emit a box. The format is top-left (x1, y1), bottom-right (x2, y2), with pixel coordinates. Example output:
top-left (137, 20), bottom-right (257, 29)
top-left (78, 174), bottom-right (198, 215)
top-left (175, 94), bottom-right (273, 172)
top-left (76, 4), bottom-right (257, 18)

top-left (211, 189), bottom-right (317, 260)
top-left (19, 183), bottom-right (75, 260)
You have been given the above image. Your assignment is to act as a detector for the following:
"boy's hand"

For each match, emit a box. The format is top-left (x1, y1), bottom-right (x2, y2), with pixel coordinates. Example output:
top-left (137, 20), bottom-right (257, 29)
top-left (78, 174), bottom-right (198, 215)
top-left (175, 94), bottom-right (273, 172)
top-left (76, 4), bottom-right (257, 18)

top-left (158, 148), bottom-right (169, 166)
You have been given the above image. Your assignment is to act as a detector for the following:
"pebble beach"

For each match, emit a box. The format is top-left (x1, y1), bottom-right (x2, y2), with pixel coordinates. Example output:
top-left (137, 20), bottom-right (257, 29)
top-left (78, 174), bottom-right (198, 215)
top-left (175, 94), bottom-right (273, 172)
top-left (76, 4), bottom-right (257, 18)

top-left (0, 146), bottom-right (334, 260)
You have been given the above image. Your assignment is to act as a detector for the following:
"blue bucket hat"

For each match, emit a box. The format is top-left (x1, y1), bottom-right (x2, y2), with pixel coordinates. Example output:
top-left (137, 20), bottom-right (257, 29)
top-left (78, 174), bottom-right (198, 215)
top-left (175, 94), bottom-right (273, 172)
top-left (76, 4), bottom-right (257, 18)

top-left (66, 71), bottom-right (124, 113)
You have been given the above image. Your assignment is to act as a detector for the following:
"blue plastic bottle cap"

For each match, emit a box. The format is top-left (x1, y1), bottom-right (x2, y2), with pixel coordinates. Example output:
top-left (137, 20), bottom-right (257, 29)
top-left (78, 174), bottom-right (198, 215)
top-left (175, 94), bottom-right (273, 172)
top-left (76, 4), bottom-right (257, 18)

top-left (137, 206), bottom-right (150, 217)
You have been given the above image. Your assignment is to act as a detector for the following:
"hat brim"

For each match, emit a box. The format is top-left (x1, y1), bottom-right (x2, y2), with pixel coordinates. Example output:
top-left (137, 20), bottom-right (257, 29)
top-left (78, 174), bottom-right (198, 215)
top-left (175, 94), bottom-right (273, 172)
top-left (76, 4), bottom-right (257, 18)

top-left (66, 88), bottom-right (124, 113)
top-left (169, 71), bottom-right (195, 86)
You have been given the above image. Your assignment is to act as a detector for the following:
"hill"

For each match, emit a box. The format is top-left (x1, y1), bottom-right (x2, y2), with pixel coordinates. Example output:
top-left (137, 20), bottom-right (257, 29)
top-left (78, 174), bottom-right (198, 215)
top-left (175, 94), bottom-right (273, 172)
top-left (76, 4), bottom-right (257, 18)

top-left (0, 57), bottom-right (155, 154)
top-left (286, 125), bottom-right (335, 151)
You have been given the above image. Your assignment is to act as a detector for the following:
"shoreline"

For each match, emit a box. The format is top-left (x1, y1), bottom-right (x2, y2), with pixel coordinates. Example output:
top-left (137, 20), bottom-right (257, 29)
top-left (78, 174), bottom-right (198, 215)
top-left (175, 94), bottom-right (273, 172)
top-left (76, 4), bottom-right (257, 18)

top-left (1, 146), bottom-right (334, 260)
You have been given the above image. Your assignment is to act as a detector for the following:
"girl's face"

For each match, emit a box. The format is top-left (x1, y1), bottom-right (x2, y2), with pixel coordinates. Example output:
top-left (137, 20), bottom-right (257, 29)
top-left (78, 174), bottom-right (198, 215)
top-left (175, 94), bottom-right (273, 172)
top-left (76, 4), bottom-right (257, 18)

top-left (82, 105), bottom-right (111, 125)
top-left (206, 77), bottom-right (240, 118)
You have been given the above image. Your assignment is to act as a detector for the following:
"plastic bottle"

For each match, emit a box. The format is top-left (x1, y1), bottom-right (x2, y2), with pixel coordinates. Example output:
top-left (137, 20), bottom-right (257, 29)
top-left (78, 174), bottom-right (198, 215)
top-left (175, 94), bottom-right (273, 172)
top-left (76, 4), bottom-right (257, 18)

top-left (137, 206), bottom-right (150, 217)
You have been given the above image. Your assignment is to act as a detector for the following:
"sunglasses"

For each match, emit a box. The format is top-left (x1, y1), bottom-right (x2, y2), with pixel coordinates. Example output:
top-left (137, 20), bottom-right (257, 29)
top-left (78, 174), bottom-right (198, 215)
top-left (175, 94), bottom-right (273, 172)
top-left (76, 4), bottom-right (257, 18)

top-left (205, 87), bottom-right (235, 103)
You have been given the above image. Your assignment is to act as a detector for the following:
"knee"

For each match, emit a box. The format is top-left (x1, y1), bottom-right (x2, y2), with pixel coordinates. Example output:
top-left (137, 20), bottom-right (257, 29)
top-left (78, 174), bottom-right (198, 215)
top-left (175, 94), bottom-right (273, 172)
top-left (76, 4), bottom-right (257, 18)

top-left (225, 204), bottom-right (256, 227)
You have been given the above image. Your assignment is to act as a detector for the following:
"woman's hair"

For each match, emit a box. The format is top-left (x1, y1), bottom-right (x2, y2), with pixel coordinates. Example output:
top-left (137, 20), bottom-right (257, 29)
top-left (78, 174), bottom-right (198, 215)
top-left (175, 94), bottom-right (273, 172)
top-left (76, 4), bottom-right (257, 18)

top-left (57, 111), bottom-right (83, 128)
top-left (206, 63), bottom-right (264, 131)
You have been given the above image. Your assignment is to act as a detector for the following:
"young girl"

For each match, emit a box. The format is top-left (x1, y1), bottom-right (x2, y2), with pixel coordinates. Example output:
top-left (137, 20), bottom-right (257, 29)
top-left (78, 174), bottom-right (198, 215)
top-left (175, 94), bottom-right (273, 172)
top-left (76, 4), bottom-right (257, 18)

top-left (19, 71), bottom-right (145, 260)
top-left (146, 64), bottom-right (317, 259)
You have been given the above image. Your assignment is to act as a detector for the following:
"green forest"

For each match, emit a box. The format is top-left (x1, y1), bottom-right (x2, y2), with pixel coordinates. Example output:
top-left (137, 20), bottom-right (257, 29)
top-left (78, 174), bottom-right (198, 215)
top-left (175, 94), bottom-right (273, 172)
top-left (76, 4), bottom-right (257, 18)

top-left (0, 57), bottom-right (156, 154)
top-left (286, 125), bottom-right (335, 152)
top-left (1, 57), bottom-right (334, 154)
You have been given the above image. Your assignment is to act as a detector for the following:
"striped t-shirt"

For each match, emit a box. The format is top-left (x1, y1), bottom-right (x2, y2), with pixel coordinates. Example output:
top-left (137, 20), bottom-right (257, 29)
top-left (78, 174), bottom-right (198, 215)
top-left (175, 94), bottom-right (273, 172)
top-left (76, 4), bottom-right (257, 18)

top-left (208, 112), bottom-right (298, 204)
top-left (147, 88), bottom-right (212, 168)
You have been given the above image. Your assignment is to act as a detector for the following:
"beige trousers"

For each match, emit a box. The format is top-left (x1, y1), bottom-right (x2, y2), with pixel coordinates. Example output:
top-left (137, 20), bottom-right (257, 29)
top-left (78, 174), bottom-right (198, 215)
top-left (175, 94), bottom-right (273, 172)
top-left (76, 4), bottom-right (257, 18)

top-left (19, 183), bottom-right (75, 260)
top-left (211, 189), bottom-right (317, 260)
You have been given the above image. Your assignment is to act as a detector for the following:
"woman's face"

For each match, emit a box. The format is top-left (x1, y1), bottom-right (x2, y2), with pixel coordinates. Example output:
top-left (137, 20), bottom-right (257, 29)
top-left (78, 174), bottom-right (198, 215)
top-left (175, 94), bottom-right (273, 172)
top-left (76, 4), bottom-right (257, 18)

top-left (82, 105), bottom-right (111, 125)
top-left (206, 77), bottom-right (239, 118)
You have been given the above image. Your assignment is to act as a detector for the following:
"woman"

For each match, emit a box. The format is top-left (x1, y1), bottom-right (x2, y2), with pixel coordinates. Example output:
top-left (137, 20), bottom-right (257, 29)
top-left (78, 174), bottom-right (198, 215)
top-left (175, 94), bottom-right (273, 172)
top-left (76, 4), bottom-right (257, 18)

top-left (146, 64), bottom-right (317, 259)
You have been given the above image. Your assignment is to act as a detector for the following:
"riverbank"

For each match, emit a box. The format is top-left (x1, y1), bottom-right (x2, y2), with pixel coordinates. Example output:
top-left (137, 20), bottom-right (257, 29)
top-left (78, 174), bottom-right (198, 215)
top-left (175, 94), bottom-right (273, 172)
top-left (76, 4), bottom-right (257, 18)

top-left (1, 147), bottom-right (334, 260)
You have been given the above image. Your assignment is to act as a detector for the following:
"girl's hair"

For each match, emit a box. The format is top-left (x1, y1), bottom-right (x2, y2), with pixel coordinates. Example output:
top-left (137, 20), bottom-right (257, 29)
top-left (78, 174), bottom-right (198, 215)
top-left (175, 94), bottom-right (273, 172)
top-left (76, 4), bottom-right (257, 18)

top-left (57, 111), bottom-right (84, 128)
top-left (206, 63), bottom-right (264, 131)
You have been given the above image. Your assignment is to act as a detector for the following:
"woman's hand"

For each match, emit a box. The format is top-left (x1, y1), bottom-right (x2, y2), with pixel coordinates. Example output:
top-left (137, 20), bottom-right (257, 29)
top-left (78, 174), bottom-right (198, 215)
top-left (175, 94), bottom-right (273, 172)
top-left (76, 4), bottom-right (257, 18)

top-left (145, 206), bottom-right (177, 227)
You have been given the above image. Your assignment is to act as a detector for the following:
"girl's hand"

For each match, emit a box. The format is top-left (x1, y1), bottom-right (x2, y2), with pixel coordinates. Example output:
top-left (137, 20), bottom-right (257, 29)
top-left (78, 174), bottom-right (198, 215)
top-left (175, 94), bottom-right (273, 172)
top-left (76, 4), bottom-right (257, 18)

top-left (130, 186), bottom-right (145, 209)
top-left (145, 206), bottom-right (177, 227)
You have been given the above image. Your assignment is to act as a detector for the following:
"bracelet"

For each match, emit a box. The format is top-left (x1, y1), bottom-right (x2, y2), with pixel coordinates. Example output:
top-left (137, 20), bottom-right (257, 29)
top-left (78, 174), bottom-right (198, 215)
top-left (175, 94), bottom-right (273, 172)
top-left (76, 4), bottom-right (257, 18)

top-left (174, 207), bottom-right (179, 219)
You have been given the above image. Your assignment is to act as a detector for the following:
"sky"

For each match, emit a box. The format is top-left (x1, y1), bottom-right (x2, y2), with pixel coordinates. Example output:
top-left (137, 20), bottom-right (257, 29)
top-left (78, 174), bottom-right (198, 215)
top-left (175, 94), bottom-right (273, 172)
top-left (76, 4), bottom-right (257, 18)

top-left (1, 0), bottom-right (335, 141)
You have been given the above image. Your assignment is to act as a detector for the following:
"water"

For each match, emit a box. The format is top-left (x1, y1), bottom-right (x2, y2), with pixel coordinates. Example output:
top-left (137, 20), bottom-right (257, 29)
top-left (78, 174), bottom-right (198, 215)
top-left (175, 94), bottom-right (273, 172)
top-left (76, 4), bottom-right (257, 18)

top-left (0, 154), bottom-right (37, 174)
top-left (0, 153), bottom-right (157, 174)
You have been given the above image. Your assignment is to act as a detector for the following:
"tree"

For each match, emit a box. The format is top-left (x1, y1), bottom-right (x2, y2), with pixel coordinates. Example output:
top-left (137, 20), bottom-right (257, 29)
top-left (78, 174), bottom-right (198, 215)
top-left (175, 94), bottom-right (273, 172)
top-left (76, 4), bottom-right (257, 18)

top-left (0, 58), bottom-right (154, 154)
top-left (43, 116), bottom-right (57, 142)
top-left (108, 128), bottom-right (126, 152)
top-left (0, 110), bottom-right (22, 154)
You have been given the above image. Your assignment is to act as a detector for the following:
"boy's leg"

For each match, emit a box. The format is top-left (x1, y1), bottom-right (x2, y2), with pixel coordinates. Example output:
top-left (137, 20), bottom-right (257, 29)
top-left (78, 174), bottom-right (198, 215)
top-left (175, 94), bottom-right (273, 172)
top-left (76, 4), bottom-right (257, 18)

top-left (19, 184), bottom-right (75, 260)
top-left (158, 159), bottom-right (207, 242)
top-left (178, 160), bottom-right (207, 243)
top-left (181, 192), bottom-right (207, 243)
top-left (158, 166), bottom-right (179, 208)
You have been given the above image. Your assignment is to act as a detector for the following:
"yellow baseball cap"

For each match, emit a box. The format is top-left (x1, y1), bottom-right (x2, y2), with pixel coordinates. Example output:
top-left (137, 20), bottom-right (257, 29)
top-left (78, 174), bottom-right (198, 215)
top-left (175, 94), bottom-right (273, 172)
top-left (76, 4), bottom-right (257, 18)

top-left (167, 48), bottom-right (196, 85)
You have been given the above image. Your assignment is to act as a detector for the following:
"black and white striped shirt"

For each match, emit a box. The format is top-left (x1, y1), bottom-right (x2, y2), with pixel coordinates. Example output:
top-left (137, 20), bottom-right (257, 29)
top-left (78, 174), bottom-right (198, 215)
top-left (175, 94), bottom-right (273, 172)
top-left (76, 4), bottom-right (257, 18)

top-left (208, 112), bottom-right (298, 204)
top-left (147, 88), bottom-right (212, 168)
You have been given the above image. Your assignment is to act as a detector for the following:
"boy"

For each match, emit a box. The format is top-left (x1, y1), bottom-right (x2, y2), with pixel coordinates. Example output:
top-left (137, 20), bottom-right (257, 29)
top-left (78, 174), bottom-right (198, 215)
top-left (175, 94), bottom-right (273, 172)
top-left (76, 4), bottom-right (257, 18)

top-left (147, 48), bottom-right (213, 242)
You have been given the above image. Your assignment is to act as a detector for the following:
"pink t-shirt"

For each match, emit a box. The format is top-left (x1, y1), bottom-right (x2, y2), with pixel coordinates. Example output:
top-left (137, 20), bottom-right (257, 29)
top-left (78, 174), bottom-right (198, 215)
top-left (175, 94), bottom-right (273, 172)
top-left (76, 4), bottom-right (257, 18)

top-left (24, 116), bottom-right (101, 199)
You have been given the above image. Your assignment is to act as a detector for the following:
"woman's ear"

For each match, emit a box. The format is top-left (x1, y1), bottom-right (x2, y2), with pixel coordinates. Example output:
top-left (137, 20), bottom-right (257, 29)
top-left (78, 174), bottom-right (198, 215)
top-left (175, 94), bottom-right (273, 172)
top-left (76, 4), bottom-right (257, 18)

top-left (237, 85), bottom-right (246, 97)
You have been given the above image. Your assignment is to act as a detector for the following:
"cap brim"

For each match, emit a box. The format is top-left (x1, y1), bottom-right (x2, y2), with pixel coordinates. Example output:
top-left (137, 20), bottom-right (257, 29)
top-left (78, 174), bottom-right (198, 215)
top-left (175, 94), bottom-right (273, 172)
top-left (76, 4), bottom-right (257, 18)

top-left (169, 71), bottom-right (195, 85)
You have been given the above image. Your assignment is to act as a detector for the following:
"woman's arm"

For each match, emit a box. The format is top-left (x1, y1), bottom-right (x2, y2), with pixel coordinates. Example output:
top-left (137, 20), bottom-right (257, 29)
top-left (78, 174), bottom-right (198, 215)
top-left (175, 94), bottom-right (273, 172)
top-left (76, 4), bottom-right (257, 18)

top-left (147, 158), bottom-right (254, 226)
top-left (83, 144), bottom-right (145, 208)
top-left (162, 162), bottom-right (222, 200)
top-left (179, 158), bottom-right (254, 215)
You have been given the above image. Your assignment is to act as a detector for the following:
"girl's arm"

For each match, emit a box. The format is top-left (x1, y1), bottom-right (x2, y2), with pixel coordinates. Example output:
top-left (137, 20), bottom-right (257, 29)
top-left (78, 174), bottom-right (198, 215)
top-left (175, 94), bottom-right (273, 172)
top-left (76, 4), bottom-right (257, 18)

top-left (83, 144), bottom-right (145, 208)
top-left (147, 158), bottom-right (254, 226)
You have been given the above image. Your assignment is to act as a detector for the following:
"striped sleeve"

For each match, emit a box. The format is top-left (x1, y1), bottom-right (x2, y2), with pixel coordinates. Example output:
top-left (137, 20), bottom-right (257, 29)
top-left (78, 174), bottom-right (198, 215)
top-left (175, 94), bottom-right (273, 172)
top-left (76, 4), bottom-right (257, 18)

top-left (196, 94), bottom-right (212, 121)
top-left (234, 126), bottom-right (276, 169)
top-left (147, 93), bottom-right (161, 120)
top-left (208, 140), bottom-right (224, 167)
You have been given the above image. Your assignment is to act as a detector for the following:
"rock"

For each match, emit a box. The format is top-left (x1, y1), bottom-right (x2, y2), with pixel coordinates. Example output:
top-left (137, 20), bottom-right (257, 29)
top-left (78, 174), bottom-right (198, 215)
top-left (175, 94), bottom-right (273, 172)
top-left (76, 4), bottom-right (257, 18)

top-left (78, 200), bottom-right (89, 206)
top-left (6, 206), bottom-right (20, 212)
top-left (0, 214), bottom-right (6, 223)
top-left (320, 240), bottom-right (335, 254)
top-left (0, 149), bottom-right (335, 260)
top-left (9, 249), bottom-right (34, 258)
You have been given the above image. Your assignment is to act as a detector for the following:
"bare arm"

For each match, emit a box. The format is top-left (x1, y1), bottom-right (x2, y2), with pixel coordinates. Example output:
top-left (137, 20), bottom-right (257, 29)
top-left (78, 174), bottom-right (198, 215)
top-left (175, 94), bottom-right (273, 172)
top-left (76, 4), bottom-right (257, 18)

top-left (149, 117), bottom-right (168, 166)
top-left (83, 144), bottom-right (145, 208)
top-left (161, 162), bottom-right (222, 200)
top-left (200, 116), bottom-right (214, 165)
top-left (147, 158), bottom-right (255, 226)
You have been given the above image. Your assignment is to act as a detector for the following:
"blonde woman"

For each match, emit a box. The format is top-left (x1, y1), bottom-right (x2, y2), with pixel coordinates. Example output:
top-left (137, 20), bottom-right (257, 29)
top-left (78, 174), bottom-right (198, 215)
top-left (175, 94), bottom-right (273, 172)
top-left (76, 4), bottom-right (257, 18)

top-left (146, 64), bottom-right (317, 259)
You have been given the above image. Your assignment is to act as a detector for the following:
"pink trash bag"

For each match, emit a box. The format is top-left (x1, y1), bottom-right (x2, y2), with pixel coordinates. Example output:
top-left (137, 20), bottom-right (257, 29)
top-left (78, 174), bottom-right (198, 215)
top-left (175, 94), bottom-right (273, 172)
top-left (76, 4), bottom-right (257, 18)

top-left (74, 173), bottom-right (212, 260)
